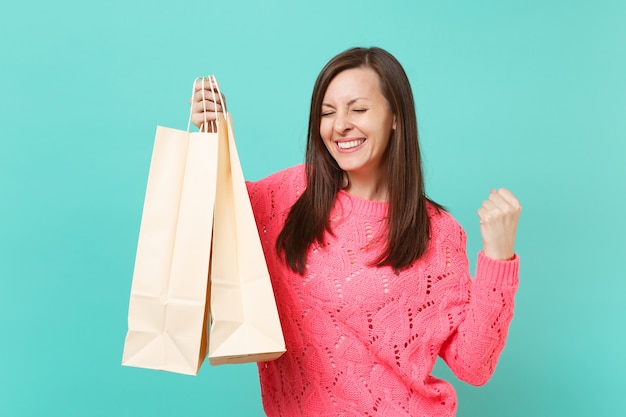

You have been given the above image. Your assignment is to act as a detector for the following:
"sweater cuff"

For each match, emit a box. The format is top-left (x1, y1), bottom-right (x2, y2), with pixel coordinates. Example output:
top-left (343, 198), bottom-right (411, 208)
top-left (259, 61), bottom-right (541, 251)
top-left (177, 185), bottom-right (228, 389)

top-left (475, 250), bottom-right (520, 288)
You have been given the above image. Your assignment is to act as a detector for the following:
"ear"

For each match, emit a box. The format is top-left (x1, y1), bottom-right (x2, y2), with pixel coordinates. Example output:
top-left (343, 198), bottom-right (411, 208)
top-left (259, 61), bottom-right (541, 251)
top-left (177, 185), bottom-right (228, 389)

top-left (392, 115), bottom-right (397, 130)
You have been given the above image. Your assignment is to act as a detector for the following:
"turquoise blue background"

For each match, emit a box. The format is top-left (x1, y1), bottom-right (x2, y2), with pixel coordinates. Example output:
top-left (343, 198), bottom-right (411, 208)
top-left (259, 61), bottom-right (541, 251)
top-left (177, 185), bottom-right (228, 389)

top-left (1, 0), bottom-right (624, 415)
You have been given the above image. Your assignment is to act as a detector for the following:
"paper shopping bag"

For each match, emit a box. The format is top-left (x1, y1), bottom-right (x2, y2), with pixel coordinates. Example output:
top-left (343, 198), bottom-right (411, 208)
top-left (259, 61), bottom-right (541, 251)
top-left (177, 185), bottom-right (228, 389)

top-left (121, 122), bottom-right (219, 375)
top-left (208, 113), bottom-right (286, 365)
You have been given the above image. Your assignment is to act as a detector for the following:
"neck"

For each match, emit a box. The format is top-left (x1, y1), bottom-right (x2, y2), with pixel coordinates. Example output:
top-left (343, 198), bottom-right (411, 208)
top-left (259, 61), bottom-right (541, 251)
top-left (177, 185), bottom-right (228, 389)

top-left (343, 172), bottom-right (388, 202)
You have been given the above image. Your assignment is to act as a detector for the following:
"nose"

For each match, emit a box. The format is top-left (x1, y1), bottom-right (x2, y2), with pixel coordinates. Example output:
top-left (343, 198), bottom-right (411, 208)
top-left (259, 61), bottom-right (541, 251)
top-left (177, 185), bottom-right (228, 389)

top-left (333, 112), bottom-right (353, 134)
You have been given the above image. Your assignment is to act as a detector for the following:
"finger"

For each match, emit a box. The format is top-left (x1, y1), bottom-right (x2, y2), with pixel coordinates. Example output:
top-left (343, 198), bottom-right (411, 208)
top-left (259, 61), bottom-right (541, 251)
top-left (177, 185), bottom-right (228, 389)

top-left (191, 103), bottom-right (220, 117)
top-left (481, 198), bottom-right (497, 211)
top-left (477, 206), bottom-right (490, 223)
top-left (477, 202), bottom-right (503, 224)
top-left (192, 99), bottom-right (223, 114)
top-left (194, 78), bottom-right (220, 91)
top-left (190, 101), bottom-right (222, 129)
top-left (495, 188), bottom-right (522, 211)
top-left (192, 80), bottom-right (223, 98)
top-left (192, 90), bottom-right (225, 105)
top-left (191, 113), bottom-right (218, 130)
top-left (485, 190), bottom-right (522, 219)
top-left (191, 94), bottom-right (226, 112)
top-left (193, 80), bottom-right (225, 102)
top-left (486, 191), bottom-right (509, 210)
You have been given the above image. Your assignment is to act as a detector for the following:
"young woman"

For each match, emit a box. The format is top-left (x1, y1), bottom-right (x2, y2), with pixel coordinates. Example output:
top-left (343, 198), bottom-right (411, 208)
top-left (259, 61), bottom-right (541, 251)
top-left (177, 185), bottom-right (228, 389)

top-left (192, 47), bottom-right (521, 417)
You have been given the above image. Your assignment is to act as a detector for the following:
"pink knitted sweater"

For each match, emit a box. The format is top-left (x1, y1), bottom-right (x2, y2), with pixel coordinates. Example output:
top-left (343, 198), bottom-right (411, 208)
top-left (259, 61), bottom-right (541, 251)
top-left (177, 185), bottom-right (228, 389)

top-left (247, 165), bottom-right (519, 417)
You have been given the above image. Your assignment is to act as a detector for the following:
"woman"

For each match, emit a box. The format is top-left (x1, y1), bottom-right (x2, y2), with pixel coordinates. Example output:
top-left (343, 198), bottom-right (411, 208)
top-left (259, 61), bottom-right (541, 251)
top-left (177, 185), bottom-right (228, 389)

top-left (192, 47), bottom-right (521, 417)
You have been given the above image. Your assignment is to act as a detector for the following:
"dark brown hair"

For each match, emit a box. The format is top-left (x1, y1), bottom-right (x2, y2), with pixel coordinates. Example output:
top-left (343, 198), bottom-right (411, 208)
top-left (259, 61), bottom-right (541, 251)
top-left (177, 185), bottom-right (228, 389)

top-left (276, 47), bottom-right (442, 274)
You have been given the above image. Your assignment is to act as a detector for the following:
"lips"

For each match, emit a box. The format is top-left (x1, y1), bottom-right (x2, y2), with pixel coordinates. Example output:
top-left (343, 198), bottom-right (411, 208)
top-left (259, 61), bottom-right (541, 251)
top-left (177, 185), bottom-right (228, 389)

top-left (336, 138), bottom-right (365, 150)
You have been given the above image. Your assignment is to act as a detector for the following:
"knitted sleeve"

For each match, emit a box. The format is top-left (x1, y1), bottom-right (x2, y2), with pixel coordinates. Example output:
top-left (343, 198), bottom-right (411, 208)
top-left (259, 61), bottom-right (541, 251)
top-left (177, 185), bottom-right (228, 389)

top-left (245, 165), bottom-right (305, 243)
top-left (438, 221), bottom-right (519, 386)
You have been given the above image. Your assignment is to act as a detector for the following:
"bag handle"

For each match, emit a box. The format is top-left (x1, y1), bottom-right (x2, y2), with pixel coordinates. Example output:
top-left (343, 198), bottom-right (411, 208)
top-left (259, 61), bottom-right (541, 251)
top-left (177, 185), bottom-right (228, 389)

top-left (187, 75), bottom-right (227, 133)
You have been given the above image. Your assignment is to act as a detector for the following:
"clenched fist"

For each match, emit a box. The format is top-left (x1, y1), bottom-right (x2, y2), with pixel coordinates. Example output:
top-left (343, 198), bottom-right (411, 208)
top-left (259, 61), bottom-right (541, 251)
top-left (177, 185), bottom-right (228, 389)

top-left (477, 188), bottom-right (522, 261)
top-left (189, 77), bottom-right (226, 132)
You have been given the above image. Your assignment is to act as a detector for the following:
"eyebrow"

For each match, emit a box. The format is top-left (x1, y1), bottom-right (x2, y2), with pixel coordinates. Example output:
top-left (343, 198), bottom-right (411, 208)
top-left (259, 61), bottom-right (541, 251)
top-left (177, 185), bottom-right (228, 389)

top-left (321, 97), bottom-right (368, 108)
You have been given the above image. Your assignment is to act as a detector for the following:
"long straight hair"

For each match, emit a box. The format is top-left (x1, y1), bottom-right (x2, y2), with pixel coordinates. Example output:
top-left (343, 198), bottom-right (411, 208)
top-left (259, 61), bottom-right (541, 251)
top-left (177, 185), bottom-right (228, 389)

top-left (276, 47), bottom-right (442, 274)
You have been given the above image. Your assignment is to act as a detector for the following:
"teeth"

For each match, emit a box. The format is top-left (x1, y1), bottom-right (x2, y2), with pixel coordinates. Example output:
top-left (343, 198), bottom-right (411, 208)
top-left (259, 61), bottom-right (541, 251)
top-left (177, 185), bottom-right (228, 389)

top-left (338, 139), bottom-right (364, 149)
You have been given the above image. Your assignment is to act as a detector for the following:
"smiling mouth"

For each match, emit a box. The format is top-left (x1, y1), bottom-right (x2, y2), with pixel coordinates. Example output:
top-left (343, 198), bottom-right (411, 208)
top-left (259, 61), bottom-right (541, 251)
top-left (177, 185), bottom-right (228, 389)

top-left (337, 139), bottom-right (365, 149)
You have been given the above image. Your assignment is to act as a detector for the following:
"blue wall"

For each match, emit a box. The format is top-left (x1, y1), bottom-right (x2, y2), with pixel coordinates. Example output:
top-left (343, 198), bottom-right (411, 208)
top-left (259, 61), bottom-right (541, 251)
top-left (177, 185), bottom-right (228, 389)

top-left (1, 1), bottom-right (624, 415)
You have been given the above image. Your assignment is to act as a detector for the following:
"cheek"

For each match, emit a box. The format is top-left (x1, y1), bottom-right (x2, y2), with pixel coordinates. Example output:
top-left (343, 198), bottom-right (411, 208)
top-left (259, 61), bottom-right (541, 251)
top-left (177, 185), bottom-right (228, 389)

top-left (319, 120), bottom-right (333, 143)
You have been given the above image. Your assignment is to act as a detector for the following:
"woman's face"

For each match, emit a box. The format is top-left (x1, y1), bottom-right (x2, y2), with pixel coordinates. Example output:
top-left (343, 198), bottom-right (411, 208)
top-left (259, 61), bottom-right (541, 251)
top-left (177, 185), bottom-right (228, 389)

top-left (320, 67), bottom-right (396, 184)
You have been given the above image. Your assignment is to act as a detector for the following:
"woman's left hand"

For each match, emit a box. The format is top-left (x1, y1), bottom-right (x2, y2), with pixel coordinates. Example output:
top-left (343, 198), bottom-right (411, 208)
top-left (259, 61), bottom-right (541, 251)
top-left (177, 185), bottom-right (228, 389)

top-left (477, 188), bottom-right (522, 261)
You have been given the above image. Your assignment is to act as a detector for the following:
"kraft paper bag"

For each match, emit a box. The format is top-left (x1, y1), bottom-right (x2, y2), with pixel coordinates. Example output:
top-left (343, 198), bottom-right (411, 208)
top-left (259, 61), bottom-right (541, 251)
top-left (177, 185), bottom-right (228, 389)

top-left (122, 78), bottom-right (220, 375)
top-left (208, 112), bottom-right (286, 365)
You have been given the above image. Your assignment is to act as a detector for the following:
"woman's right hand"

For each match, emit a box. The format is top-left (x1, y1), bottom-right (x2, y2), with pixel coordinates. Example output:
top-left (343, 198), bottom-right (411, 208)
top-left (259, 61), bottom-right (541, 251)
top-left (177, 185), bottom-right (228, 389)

top-left (190, 78), bottom-right (226, 132)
